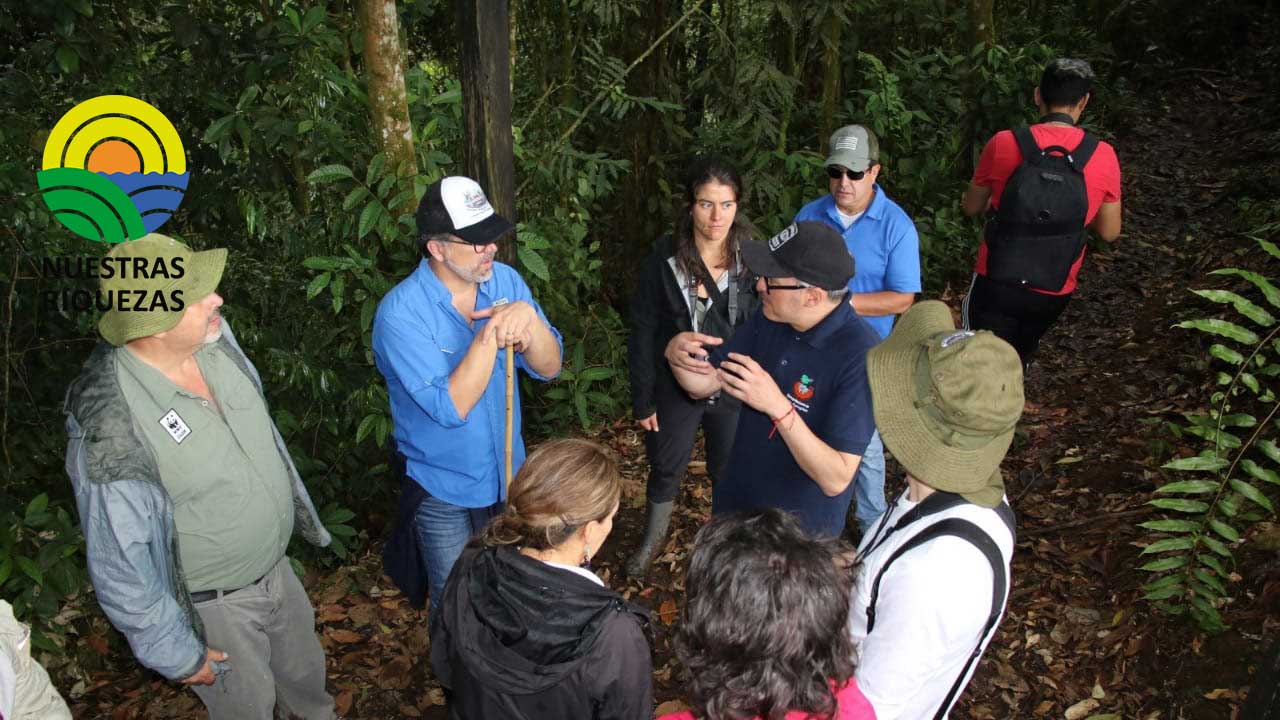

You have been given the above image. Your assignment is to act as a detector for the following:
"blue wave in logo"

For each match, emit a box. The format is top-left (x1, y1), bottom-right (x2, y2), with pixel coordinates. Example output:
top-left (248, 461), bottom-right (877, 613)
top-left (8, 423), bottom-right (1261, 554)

top-left (100, 172), bottom-right (190, 233)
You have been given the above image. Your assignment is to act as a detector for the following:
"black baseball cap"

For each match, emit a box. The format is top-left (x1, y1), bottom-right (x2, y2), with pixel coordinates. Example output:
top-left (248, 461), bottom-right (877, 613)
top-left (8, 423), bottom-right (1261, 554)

top-left (416, 176), bottom-right (514, 246)
top-left (740, 221), bottom-right (854, 291)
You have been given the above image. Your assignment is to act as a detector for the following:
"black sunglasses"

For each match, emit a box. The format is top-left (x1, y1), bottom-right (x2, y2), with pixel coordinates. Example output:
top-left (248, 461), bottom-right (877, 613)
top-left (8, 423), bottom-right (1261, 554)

top-left (826, 166), bottom-right (868, 182)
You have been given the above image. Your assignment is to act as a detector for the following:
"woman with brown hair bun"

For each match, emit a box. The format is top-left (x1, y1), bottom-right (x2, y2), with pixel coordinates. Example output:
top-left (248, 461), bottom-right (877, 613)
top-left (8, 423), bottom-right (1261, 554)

top-left (430, 438), bottom-right (653, 719)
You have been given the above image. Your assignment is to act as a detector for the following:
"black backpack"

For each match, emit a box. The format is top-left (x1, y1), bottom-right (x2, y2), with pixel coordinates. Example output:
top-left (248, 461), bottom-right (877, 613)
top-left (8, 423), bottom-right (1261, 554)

top-left (861, 492), bottom-right (1017, 719)
top-left (984, 126), bottom-right (1099, 292)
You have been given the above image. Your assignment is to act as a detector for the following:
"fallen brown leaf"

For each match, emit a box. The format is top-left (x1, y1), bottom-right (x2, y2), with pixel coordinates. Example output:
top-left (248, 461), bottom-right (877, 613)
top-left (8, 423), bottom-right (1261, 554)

top-left (335, 690), bottom-right (353, 716)
top-left (658, 599), bottom-right (678, 625)
top-left (329, 629), bottom-right (362, 644)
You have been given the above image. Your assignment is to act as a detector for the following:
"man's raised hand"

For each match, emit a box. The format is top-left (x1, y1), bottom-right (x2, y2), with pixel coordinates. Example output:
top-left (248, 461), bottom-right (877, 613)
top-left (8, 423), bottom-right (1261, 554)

top-left (664, 332), bottom-right (723, 375)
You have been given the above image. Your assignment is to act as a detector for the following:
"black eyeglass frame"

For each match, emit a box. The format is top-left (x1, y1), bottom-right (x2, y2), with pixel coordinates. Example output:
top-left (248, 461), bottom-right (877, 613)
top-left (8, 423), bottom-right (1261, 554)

top-left (762, 277), bottom-right (813, 294)
top-left (432, 237), bottom-right (498, 254)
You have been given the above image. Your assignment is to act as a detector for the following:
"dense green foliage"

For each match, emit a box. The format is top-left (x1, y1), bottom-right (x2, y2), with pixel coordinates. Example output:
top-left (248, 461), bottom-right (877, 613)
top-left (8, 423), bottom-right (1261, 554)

top-left (10, 0), bottom-right (1236, 649)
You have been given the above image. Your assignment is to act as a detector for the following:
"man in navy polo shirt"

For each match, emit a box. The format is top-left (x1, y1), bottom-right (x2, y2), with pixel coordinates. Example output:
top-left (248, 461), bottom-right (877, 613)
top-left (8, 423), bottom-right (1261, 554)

top-left (794, 124), bottom-right (922, 535)
top-left (665, 221), bottom-right (879, 537)
top-left (373, 176), bottom-right (563, 616)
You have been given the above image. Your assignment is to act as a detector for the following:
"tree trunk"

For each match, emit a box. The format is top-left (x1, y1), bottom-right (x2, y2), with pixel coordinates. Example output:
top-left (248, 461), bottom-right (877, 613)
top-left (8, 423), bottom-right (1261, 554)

top-left (773, 0), bottom-right (798, 154)
top-left (357, 0), bottom-right (418, 218)
top-left (817, 7), bottom-right (842, 150)
top-left (457, 0), bottom-right (517, 264)
top-left (969, 0), bottom-right (996, 47)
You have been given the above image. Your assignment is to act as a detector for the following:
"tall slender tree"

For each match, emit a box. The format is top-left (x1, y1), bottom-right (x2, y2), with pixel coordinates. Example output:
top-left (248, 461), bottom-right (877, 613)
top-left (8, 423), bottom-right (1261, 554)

top-left (358, 0), bottom-right (419, 216)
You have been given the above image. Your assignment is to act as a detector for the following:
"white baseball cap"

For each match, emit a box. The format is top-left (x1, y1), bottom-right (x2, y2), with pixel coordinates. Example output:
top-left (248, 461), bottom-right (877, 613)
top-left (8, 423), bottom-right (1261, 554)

top-left (416, 176), bottom-right (514, 246)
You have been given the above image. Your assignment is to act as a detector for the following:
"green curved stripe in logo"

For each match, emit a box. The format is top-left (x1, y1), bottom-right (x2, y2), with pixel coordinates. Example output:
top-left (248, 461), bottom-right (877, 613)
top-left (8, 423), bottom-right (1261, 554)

top-left (37, 167), bottom-right (146, 243)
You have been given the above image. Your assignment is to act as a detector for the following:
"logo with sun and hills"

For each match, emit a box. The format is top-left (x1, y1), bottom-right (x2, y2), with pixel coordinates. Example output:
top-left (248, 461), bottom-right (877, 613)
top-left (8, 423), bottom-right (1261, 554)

top-left (38, 95), bottom-right (188, 243)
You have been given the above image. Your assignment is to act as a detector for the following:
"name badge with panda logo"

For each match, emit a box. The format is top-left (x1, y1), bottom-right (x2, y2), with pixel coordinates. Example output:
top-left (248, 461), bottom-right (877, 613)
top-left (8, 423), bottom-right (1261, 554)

top-left (158, 409), bottom-right (192, 444)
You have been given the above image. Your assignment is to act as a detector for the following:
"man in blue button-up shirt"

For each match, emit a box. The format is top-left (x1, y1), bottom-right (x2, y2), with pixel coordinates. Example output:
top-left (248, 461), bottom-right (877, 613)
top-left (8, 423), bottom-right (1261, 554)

top-left (373, 177), bottom-right (562, 615)
top-left (794, 124), bottom-right (922, 535)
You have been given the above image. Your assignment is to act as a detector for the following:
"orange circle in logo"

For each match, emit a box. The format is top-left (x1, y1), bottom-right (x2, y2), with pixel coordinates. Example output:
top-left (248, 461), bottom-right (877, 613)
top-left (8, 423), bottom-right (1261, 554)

top-left (86, 140), bottom-right (142, 174)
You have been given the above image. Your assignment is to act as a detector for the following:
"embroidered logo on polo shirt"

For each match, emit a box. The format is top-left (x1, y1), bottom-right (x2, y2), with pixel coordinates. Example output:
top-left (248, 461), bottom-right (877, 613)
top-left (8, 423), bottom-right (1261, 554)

top-left (792, 374), bottom-right (815, 401)
top-left (768, 223), bottom-right (798, 251)
top-left (158, 408), bottom-right (191, 444)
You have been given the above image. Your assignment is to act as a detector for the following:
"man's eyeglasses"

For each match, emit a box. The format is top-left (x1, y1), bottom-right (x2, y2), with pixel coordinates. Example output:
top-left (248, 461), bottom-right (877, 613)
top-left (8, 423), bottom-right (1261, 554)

top-left (437, 238), bottom-right (497, 254)
top-left (826, 166), bottom-right (868, 182)
top-left (763, 278), bottom-right (812, 294)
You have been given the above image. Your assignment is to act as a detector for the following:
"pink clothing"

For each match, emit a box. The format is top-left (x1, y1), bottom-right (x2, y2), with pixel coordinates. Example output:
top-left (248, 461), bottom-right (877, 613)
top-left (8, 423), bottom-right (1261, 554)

top-left (657, 678), bottom-right (876, 720)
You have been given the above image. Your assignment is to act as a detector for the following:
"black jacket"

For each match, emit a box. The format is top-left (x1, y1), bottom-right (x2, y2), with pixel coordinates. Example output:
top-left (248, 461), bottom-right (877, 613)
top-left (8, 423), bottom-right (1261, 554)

top-left (430, 545), bottom-right (653, 720)
top-left (627, 234), bottom-right (758, 418)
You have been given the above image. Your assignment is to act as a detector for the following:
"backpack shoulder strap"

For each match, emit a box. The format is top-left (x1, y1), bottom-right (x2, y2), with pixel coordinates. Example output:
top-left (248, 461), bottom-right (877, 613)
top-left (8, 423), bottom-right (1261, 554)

top-left (1070, 132), bottom-right (1101, 171)
top-left (864, 516), bottom-right (1011, 720)
top-left (1011, 126), bottom-right (1041, 164)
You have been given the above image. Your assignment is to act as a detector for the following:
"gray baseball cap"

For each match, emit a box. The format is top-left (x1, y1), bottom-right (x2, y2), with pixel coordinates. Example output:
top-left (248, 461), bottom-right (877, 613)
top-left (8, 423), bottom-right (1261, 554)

top-left (823, 125), bottom-right (880, 172)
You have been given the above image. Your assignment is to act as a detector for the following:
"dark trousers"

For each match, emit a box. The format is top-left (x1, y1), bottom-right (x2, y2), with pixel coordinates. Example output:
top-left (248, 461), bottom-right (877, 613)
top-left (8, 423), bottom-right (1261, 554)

top-left (963, 273), bottom-right (1072, 367)
top-left (644, 381), bottom-right (739, 504)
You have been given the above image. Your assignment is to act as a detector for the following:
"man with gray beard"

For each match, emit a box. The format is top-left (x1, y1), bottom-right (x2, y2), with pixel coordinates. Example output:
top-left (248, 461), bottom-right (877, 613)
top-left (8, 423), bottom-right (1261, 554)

top-left (373, 177), bottom-right (562, 617)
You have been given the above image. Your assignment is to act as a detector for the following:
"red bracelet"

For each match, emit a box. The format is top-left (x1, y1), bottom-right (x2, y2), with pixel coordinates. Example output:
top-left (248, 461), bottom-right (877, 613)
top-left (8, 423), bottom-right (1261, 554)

top-left (768, 405), bottom-right (796, 439)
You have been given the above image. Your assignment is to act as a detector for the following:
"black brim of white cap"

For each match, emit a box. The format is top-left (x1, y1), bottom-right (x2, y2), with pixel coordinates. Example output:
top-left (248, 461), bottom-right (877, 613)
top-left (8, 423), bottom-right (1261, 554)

top-left (739, 239), bottom-right (790, 279)
top-left (453, 212), bottom-right (515, 246)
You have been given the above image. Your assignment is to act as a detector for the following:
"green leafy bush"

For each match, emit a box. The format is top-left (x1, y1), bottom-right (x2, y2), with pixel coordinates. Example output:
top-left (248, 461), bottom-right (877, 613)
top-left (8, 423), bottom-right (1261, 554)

top-left (0, 495), bottom-right (87, 651)
top-left (1140, 233), bottom-right (1280, 632)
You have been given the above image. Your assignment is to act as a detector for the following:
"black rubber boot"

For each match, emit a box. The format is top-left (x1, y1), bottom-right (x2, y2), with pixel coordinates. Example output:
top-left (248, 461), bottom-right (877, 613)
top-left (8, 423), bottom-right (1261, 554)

top-left (625, 500), bottom-right (674, 578)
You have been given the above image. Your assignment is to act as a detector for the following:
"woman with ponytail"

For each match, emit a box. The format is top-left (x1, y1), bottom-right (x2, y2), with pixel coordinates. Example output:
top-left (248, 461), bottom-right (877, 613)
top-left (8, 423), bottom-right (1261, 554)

top-left (430, 438), bottom-right (652, 719)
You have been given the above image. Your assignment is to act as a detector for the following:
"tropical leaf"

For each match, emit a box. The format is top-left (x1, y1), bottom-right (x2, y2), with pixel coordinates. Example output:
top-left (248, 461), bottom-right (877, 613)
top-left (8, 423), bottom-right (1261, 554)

top-left (1141, 536), bottom-right (1196, 554)
top-left (1139, 555), bottom-right (1189, 572)
top-left (1174, 319), bottom-right (1259, 344)
top-left (307, 164), bottom-right (355, 184)
top-left (1148, 498), bottom-right (1210, 513)
top-left (1229, 478), bottom-right (1274, 512)
top-left (1192, 289), bottom-right (1276, 326)
top-left (1208, 518), bottom-right (1241, 543)
top-left (1139, 519), bottom-right (1201, 533)
top-left (1154, 479), bottom-right (1220, 494)
top-left (1210, 268), bottom-right (1280, 310)
top-left (1242, 459), bottom-right (1280, 485)
top-left (1162, 455), bottom-right (1229, 473)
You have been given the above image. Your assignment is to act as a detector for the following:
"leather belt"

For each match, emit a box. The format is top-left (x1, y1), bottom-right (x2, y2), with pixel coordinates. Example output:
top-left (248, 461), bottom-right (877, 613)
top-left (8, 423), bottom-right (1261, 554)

top-left (190, 571), bottom-right (268, 604)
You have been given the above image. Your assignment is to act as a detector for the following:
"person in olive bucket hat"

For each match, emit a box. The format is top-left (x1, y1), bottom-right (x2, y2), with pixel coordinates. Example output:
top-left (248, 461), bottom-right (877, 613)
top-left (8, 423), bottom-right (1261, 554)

top-left (846, 300), bottom-right (1022, 720)
top-left (64, 234), bottom-right (338, 719)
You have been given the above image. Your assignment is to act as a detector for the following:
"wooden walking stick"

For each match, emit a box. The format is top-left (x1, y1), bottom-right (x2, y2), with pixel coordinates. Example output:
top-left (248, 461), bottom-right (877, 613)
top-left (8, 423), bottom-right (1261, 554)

top-left (489, 297), bottom-right (516, 496)
top-left (504, 343), bottom-right (514, 494)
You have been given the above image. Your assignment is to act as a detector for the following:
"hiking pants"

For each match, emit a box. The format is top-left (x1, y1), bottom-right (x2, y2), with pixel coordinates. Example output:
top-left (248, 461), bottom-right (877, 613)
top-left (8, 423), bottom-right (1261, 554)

top-left (963, 273), bottom-right (1072, 367)
top-left (644, 380), bottom-right (739, 504)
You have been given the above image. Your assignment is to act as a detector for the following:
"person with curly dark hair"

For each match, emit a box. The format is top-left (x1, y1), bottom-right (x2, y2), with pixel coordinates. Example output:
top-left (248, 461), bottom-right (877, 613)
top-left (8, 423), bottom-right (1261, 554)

top-left (660, 509), bottom-right (875, 720)
top-left (430, 438), bottom-right (652, 719)
top-left (626, 156), bottom-right (759, 577)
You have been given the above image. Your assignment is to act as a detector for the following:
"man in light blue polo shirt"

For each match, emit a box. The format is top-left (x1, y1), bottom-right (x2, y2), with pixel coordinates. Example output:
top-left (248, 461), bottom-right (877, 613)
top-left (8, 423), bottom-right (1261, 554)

top-left (373, 177), bottom-right (562, 616)
top-left (794, 124), bottom-right (921, 534)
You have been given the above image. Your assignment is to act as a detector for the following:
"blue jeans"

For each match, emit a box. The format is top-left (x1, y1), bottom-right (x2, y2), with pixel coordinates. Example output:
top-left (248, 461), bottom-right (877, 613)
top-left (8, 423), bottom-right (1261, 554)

top-left (853, 432), bottom-right (887, 534)
top-left (414, 492), bottom-right (477, 618)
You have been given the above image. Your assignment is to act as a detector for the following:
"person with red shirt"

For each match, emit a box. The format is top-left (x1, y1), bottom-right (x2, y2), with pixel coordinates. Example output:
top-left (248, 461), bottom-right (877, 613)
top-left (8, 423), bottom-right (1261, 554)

top-left (961, 58), bottom-right (1122, 367)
